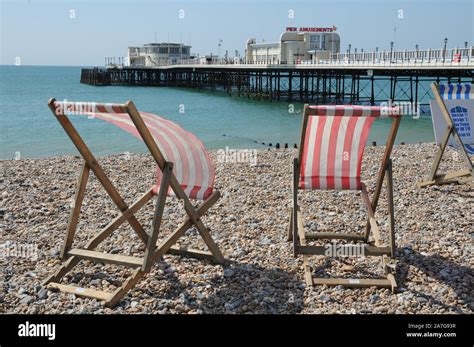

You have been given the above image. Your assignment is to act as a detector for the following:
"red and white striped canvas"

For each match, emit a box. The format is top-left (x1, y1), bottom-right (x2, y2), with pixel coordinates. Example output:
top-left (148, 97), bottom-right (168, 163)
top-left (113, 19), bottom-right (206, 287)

top-left (54, 101), bottom-right (215, 200)
top-left (299, 105), bottom-right (400, 190)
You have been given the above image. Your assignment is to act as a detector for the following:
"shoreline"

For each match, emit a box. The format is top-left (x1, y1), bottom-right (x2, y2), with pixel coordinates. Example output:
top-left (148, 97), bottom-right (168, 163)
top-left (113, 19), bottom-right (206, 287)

top-left (0, 139), bottom-right (434, 162)
top-left (0, 143), bottom-right (472, 314)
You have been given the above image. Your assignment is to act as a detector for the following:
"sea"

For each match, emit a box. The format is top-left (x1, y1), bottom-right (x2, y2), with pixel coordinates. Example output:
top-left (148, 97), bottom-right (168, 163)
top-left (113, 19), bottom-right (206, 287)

top-left (0, 65), bottom-right (436, 160)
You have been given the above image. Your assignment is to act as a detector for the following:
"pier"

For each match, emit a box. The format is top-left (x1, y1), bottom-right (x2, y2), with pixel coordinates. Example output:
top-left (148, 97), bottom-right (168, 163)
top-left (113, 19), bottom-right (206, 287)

top-left (81, 47), bottom-right (474, 106)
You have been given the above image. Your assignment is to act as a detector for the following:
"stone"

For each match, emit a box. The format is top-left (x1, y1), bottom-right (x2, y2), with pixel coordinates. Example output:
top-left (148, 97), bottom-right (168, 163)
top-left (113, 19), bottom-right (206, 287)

top-left (416, 297), bottom-right (428, 304)
top-left (37, 288), bottom-right (48, 300)
top-left (20, 295), bottom-right (34, 305)
top-left (319, 294), bottom-right (331, 303)
top-left (369, 294), bottom-right (380, 304)
top-left (223, 268), bottom-right (235, 278)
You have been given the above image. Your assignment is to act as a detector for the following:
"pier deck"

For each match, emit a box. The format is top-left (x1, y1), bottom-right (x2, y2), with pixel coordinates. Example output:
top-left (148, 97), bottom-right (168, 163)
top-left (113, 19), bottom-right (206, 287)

top-left (81, 54), bottom-right (473, 106)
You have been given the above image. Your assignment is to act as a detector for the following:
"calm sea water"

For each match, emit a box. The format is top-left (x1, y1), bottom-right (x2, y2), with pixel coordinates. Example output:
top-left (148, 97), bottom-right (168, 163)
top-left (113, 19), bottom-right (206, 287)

top-left (0, 65), bottom-right (435, 160)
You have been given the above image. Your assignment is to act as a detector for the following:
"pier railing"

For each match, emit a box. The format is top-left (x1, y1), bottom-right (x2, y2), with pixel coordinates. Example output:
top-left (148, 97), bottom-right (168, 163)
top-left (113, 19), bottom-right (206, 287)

top-left (114, 47), bottom-right (474, 69)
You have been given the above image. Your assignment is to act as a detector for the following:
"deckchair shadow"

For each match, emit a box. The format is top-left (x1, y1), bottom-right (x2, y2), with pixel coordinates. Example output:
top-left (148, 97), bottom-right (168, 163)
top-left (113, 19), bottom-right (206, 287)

top-left (196, 262), bottom-right (305, 314)
top-left (395, 245), bottom-right (473, 312)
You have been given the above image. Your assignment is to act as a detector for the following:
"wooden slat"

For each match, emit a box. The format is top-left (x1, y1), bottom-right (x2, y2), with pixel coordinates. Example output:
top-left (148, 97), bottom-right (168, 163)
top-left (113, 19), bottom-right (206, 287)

top-left (48, 283), bottom-right (111, 301)
top-left (312, 277), bottom-right (393, 288)
top-left (296, 244), bottom-right (392, 257)
top-left (67, 248), bottom-right (143, 267)
top-left (417, 168), bottom-right (472, 188)
top-left (305, 232), bottom-right (365, 241)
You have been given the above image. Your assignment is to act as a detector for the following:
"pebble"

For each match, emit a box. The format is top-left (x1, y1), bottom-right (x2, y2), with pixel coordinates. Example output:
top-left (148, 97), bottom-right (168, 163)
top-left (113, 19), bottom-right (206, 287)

top-left (0, 145), bottom-right (472, 314)
top-left (20, 295), bottom-right (34, 305)
top-left (37, 288), bottom-right (49, 300)
top-left (223, 268), bottom-right (235, 278)
top-left (319, 294), bottom-right (331, 303)
top-left (416, 297), bottom-right (428, 304)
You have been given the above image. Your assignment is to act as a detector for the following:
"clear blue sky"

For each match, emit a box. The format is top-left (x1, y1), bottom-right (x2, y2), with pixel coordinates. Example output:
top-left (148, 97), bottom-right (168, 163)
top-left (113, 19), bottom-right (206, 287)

top-left (1, 0), bottom-right (472, 66)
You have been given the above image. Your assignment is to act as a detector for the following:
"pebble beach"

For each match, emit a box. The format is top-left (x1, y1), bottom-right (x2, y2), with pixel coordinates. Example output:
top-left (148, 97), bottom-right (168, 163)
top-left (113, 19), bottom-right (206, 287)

top-left (0, 143), bottom-right (472, 314)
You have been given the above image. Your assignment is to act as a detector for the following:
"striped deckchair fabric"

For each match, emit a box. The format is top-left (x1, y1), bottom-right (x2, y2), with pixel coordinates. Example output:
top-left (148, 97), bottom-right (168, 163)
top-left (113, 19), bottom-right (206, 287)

top-left (289, 104), bottom-right (401, 292)
top-left (299, 106), bottom-right (401, 190)
top-left (438, 83), bottom-right (473, 100)
top-left (53, 101), bottom-right (215, 200)
top-left (46, 98), bottom-right (225, 308)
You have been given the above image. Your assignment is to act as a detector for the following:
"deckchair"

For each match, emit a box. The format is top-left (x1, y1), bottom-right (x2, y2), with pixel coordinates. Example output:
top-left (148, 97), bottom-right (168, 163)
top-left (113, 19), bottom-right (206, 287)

top-left (44, 99), bottom-right (225, 307)
top-left (288, 105), bottom-right (401, 291)
top-left (417, 83), bottom-right (474, 187)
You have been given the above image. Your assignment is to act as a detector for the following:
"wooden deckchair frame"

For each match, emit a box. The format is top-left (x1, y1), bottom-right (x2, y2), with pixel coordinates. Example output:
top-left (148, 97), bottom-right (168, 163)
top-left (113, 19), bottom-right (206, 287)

top-left (288, 105), bottom-right (400, 291)
top-left (44, 98), bottom-right (225, 307)
top-left (417, 83), bottom-right (474, 188)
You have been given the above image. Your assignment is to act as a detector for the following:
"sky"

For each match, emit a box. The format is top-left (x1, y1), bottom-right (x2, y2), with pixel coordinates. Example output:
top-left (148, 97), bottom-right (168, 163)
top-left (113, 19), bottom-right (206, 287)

top-left (0, 0), bottom-right (473, 66)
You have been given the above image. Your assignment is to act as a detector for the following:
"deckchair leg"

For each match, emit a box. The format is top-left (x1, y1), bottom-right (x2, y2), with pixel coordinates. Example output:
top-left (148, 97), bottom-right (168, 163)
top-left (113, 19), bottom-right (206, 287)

top-left (287, 208), bottom-right (293, 242)
top-left (364, 117), bottom-right (401, 238)
top-left (386, 160), bottom-right (396, 258)
top-left (142, 162), bottom-right (173, 272)
top-left (361, 183), bottom-right (382, 246)
top-left (296, 209), bottom-right (313, 286)
top-left (178, 191), bottom-right (225, 264)
top-left (106, 268), bottom-right (146, 308)
top-left (149, 191), bottom-right (222, 265)
top-left (419, 169), bottom-right (473, 187)
top-left (60, 161), bottom-right (90, 259)
top-left (428, 126), bottom-right (452, 181)
top-left (292, 158), bottom-right (300, 257)
top-left (44, 188), bottom-right (155, 286)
